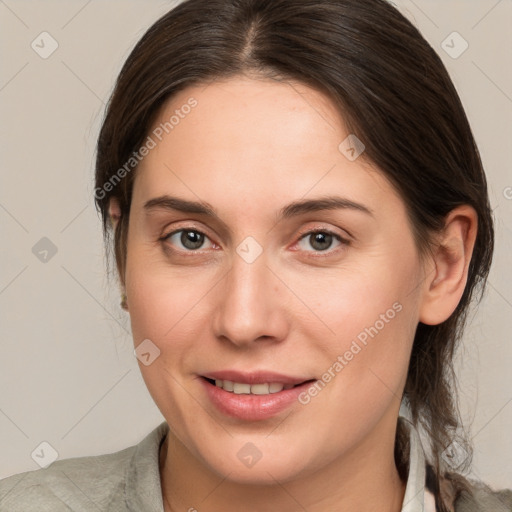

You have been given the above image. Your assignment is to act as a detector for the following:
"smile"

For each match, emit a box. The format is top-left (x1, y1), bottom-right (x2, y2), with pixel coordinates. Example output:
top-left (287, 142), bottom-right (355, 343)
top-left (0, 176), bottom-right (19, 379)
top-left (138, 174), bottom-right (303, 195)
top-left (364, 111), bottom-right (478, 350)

top-left (208, 379), bottom-right (297, 395)
top-left (200, 372), bottom-right (317, 421)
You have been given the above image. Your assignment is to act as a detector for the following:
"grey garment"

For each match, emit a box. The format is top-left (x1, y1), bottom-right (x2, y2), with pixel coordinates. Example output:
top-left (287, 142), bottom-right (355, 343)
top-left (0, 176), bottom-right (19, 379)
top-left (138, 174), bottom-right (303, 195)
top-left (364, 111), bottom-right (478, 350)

top-left (0, 419), bottom-right (510, 511)
top-left (0, 422), bottom-right (168, 512)
top-left (456, 485), bottom-right (512, 512)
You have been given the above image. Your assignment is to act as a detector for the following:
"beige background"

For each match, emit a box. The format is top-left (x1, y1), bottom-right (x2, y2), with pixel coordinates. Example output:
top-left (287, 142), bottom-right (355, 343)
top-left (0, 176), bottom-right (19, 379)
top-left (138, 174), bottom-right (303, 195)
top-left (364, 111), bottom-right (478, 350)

top-left (1, 0), bottom-right (511, 490)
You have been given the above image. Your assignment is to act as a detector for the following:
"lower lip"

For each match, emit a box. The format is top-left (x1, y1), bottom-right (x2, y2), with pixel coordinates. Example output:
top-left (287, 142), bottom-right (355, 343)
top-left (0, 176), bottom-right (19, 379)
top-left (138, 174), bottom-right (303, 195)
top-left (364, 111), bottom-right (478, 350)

top-left (200, 378), bottom-right (315, 421)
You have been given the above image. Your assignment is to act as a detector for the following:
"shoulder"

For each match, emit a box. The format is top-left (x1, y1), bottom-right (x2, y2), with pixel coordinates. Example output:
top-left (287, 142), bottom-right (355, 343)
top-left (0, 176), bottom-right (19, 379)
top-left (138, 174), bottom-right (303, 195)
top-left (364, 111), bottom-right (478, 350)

top-left (454, 480), bottom-right (512, 512)
top-left (0, 444), bottom-right (136, 512)
top-left (0, 422), bottom-right (168, 511)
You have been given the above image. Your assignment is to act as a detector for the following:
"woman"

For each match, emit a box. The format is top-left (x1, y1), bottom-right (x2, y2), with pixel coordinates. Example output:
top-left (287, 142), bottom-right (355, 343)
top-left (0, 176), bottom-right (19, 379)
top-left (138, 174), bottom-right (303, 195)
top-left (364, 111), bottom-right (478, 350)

top-left (1, 0), bottom-right (510, 511)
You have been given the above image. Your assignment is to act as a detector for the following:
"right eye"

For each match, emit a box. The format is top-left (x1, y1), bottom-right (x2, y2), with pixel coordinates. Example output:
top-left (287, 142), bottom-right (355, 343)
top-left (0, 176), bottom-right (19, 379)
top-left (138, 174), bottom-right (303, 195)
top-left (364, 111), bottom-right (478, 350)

top-left (163, 229), bottom-right (216, 251)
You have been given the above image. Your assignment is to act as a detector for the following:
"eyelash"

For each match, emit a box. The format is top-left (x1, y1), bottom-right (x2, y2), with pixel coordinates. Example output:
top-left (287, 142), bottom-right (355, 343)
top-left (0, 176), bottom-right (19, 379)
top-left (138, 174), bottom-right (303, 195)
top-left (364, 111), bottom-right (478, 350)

top-left (159, 226), bottom-right (350, 256)
top-left (295, 228), bottom-right (350, 255)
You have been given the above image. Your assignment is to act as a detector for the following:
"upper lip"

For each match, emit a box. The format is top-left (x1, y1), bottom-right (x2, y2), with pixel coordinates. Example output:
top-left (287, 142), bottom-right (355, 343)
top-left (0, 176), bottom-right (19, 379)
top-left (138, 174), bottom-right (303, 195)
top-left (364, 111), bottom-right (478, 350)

top-left (202, 370), bottom-right (314, 385)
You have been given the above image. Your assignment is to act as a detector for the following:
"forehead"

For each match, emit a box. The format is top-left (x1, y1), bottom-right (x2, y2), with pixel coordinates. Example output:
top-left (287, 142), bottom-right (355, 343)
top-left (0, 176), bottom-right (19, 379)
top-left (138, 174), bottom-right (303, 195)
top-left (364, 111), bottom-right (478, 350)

top-left (132, 76), bottom-right (401, 218)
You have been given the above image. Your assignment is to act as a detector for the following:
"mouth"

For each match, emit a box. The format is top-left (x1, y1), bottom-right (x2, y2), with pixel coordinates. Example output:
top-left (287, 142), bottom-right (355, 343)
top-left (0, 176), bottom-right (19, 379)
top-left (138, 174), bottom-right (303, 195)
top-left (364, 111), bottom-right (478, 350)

top-left (202, 377), bottom-right (314, 395)
top-left (199, 372), bottom-right (317, 420)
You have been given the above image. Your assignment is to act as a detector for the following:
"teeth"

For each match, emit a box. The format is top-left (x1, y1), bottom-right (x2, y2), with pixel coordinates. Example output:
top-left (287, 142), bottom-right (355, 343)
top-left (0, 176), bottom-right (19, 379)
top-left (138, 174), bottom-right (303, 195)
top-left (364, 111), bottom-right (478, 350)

top-left (269, 383), bottom-right (285, 393)
top-left (212, 379), bottom-right (291, 395)
top-left (223, 380), bottom-right (234, 392)
top-left (251, 383), bottom-right (270, 395)
top-left (233, 383), bottom-right (251, 394)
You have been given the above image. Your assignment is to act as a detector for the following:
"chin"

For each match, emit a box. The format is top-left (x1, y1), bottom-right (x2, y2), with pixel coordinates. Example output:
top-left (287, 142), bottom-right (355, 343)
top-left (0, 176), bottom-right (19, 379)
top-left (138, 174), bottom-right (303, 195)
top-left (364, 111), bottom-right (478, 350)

top-left (194, 439), bottom-right (320, 485)
top-left (209, 458), bottom-right (305, 485)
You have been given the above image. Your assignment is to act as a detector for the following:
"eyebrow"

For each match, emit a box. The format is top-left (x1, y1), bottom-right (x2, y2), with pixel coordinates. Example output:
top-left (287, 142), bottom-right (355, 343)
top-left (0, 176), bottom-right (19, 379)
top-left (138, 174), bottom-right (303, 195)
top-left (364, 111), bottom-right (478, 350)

top-left (143, 195), bottom-right (374, 220)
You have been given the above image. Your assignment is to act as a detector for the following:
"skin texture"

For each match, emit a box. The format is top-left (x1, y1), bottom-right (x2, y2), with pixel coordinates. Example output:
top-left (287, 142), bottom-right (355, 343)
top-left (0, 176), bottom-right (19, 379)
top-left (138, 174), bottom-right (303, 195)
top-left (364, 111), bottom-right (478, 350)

top-left (109, 76), bottom-right (477, 512)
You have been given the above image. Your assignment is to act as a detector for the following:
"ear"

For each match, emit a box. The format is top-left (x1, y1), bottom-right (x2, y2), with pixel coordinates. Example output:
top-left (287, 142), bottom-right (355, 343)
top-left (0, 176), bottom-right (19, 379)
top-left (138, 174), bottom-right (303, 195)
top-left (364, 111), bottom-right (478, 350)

top-left (419, 205), bottom-right (478, 325)
top-left (108, 197), bottom-right (128, 307)
top-left (108, 197), bottom-right (122, 230)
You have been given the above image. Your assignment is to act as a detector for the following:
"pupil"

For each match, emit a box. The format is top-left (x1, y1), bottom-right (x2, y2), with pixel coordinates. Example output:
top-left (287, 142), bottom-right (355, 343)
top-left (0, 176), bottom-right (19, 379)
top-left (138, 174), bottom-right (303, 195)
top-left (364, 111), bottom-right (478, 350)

top-left (181, 231), bottom-right (204, 250)
top-left (311, 232), bottom-right (332, 251)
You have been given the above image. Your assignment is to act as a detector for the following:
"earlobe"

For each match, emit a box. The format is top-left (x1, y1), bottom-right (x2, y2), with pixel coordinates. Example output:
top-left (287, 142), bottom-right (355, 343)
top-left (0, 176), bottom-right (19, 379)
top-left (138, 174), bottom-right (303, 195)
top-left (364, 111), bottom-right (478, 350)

top-left (419, 205), bottom-right (478, 325)
top-left (108, 197), bottom-right (122, 230)
top-left (120, 290), bottom-right (129, 311)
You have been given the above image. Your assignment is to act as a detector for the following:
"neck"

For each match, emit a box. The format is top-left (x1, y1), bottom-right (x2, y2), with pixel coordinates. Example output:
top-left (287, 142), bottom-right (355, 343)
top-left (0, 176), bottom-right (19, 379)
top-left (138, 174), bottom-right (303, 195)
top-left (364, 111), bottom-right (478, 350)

top-left (159, 417), bottom-right (406, 512)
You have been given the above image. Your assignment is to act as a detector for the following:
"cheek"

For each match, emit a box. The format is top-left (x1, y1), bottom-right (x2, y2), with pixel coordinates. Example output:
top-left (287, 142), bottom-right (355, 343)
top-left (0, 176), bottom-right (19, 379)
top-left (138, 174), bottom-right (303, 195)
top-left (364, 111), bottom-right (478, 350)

top-left (124, 250), bottom-right (213, 422)
top-left (124, 229), bottom-right (212, 337)
top-left (290, 245), bottom-right (420, 406)
top-left (124, 246), bottom-right (225, 410)
top-left (286, 247), bottom-right (419, 352)
top-left (126, 271), bottom-right (212, 352)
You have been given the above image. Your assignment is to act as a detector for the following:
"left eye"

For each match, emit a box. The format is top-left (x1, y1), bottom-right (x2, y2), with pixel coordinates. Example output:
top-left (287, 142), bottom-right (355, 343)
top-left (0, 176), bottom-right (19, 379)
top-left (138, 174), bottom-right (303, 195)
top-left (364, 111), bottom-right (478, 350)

top-left (297, 231), bottom-right (344, 252)
top-left (165, 229), bottom-right (214, 251)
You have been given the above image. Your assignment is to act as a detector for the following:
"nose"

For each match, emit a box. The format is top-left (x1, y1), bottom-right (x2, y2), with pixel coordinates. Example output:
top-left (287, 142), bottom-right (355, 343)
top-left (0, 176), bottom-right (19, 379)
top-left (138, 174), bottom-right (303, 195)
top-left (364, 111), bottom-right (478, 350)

top-left (212, 251), bottom-right (289, 348)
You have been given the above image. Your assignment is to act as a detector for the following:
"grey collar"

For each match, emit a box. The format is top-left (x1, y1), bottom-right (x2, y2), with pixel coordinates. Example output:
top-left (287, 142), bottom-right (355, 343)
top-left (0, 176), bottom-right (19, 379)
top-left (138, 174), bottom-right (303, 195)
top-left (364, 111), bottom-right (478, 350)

top-left (125, 421), bottom-right (168, 512)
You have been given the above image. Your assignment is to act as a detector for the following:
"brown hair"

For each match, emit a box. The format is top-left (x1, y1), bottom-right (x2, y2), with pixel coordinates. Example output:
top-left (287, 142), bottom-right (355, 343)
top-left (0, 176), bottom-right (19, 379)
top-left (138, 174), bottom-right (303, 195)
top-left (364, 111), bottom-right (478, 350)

top-left (94, 0), bottom-right (494, 509)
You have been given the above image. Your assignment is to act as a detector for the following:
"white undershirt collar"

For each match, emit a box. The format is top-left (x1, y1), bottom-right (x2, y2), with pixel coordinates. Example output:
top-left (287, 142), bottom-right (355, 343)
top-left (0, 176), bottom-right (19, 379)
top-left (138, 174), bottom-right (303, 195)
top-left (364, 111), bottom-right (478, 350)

top-left (400, 416), bottom-right (437, 512)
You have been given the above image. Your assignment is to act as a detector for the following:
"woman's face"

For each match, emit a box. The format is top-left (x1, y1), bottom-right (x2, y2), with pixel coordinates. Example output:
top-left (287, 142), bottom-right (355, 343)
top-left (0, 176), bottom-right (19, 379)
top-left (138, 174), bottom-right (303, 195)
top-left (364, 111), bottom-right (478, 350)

top-left (124, 76), bottom-right (427, 483)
